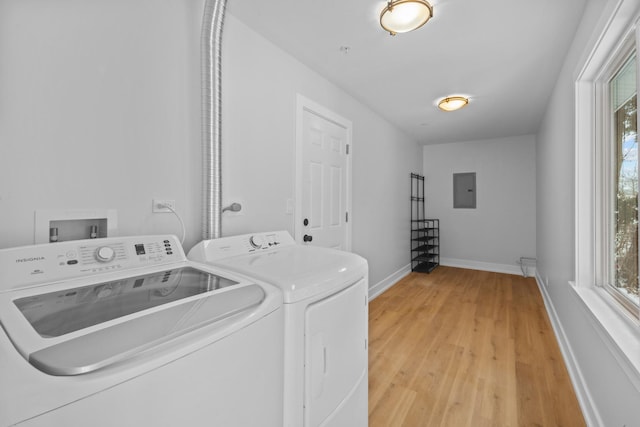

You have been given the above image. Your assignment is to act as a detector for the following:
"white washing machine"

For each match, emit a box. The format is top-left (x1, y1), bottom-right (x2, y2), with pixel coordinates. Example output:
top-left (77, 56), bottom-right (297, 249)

top-left (0, 235), bottom-right (283, 426)
top-left (188, 231), bottom-right (369, 427)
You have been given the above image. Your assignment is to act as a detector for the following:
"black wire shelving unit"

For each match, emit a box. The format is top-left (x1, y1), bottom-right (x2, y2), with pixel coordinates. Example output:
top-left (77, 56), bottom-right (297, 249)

top-left (411, 173), bottom-right (439, 273)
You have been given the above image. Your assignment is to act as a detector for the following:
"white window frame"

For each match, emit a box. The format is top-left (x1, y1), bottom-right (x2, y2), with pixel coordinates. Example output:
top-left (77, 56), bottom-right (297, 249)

top-left (597, 40), bottom-right (638, 314)
top-left (575, 0), bottom-right (640, 391)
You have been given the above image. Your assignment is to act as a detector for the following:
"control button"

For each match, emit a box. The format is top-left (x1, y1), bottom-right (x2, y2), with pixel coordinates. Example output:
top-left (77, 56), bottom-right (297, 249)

top-left (167, 251), bottom-right (173, 255)
top-left (66, 251), bottom-right (77, 258)
top-left (95, 246), bottom-right (116, 263)
top-left (249, 235), bottom-right (264, 249)
top-left (163, 240), bottom-right (170, 243)
top-left (67, 260), bottom-right (78, 265)
top-left (97, 286), bottom-right (113, 298)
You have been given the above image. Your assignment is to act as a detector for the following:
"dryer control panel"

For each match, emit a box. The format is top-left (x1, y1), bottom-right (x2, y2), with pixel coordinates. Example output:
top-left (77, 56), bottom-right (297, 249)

top-left (188, 230), bottom-right (295, 261)
top-left (0, 235), bottom-right (184, 291)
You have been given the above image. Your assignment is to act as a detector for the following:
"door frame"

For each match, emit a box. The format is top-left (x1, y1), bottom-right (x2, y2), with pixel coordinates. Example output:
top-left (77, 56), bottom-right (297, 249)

top-left (295, 94), bottom-right (353, 251)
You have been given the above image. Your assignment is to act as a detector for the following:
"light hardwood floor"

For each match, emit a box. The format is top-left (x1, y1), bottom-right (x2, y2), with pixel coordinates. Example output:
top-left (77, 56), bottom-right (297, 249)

top-left (368, 267), bottom-right (585, 427)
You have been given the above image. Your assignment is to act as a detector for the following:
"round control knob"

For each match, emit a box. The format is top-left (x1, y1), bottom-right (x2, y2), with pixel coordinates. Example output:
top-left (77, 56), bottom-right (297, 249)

top-left (249, 235), bottom-right (264, 249)
top-left (95, 246), bottom-right (116, 263)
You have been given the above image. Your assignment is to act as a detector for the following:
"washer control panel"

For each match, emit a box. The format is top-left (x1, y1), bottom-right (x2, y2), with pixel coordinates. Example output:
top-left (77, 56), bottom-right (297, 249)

top-left (0, 235), bottom-right (184, 291)
top-left (189, 230), bottom-right (296, 261)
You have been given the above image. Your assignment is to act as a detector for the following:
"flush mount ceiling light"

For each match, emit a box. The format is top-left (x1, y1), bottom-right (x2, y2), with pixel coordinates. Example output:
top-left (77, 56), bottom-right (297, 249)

top-left (380, 0), bottom-right (433, 36)
top-left (437, 96), bottom-right (469, 112)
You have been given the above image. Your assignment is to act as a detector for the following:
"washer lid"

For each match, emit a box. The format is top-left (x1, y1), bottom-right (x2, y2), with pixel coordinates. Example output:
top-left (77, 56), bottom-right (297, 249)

top-left (211, 245), bottom-right (367, 303)
top-left (14, 267), bottom-right (239, 338)
top-left (0, 266), bottom-right (269, 376)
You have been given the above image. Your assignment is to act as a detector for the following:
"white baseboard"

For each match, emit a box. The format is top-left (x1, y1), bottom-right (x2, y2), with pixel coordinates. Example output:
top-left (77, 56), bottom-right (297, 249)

top-left (368, 264), bottom-right (411, 301)
top-left (440, 257), bottom-right (534, 277)
top-left (534, 272), bottom-right (602, 427)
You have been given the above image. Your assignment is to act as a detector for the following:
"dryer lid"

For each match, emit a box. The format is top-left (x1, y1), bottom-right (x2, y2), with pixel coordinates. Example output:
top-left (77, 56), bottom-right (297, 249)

top-left (211, 245), bottom-right (367, 303)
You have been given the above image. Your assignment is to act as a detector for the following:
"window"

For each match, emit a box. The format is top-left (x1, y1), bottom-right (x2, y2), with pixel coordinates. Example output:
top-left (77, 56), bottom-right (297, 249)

top-left (580, 27), bottom-right (640, 320)
top-left (574, 0), bottom-right (640, 391)
top-left (608, 51), bottom-right (640, 312)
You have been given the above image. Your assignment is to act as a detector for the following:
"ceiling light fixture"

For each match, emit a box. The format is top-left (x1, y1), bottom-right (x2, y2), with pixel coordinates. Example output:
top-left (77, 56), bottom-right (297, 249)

top-left (438, 96), bottom-right (469, 112)
top-left (379, 0), bottom-right (433, 36)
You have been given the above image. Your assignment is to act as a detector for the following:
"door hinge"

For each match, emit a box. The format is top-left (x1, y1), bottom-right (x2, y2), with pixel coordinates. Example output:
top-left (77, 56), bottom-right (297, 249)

top-left (346, 144), bottom-right (350, 155)
top-left (345, 211), bottom-right (349, 222)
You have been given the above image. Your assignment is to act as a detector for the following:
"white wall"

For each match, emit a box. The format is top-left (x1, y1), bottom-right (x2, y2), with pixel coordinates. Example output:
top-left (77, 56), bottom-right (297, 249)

top-left (0, 1), bottom-right (421, 288)
top-left (222, 15), bottom-right (422, 286)
top-left (423, 135), bottom-right (536, 274)
top-left (0, 0), bottom-right (203, 249)
top-left (536, 0), bottom-right (640, 424)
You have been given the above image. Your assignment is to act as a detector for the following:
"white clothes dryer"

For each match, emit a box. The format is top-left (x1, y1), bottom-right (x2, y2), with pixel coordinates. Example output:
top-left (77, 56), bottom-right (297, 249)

top-left (188, 231), bottom-right (369, 427)
top-left (0, 235), bottom-right (283, 427)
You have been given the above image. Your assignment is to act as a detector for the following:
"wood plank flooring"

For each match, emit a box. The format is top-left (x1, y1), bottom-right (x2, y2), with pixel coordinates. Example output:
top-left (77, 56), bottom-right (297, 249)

top-left (368, 267), bottom-right (585, 427)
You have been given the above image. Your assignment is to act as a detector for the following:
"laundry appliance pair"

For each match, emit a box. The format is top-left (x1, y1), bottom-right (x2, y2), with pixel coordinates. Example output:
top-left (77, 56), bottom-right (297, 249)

top-left (0, 231), bottom-right (368, 427)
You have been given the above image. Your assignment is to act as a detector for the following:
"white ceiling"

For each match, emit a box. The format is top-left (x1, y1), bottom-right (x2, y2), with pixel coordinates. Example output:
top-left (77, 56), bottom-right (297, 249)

top-left (227, 0), bottom-right (588, 145)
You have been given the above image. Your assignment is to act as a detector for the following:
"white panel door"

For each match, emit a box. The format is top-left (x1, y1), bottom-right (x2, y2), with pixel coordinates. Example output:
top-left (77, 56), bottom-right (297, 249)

top-left (299, 104), bottom-right (350, 250)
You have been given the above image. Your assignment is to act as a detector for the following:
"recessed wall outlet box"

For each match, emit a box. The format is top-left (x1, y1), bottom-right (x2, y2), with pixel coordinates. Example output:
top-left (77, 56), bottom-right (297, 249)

top-left (153, 199), bottom-right (176, 213)
top-left (34, 209), bottom-right (118, 244)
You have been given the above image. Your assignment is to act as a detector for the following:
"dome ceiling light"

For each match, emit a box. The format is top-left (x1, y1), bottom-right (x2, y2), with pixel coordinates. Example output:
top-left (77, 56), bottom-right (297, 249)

top-left (438, 96), bottom-right (469, 112)
top-left (379, 0), bottom-right (433, 36)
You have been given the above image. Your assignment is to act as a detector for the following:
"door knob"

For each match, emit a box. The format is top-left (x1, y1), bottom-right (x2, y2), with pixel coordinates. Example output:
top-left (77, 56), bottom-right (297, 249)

top-left (303, 234), bottom-right (313, 242)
